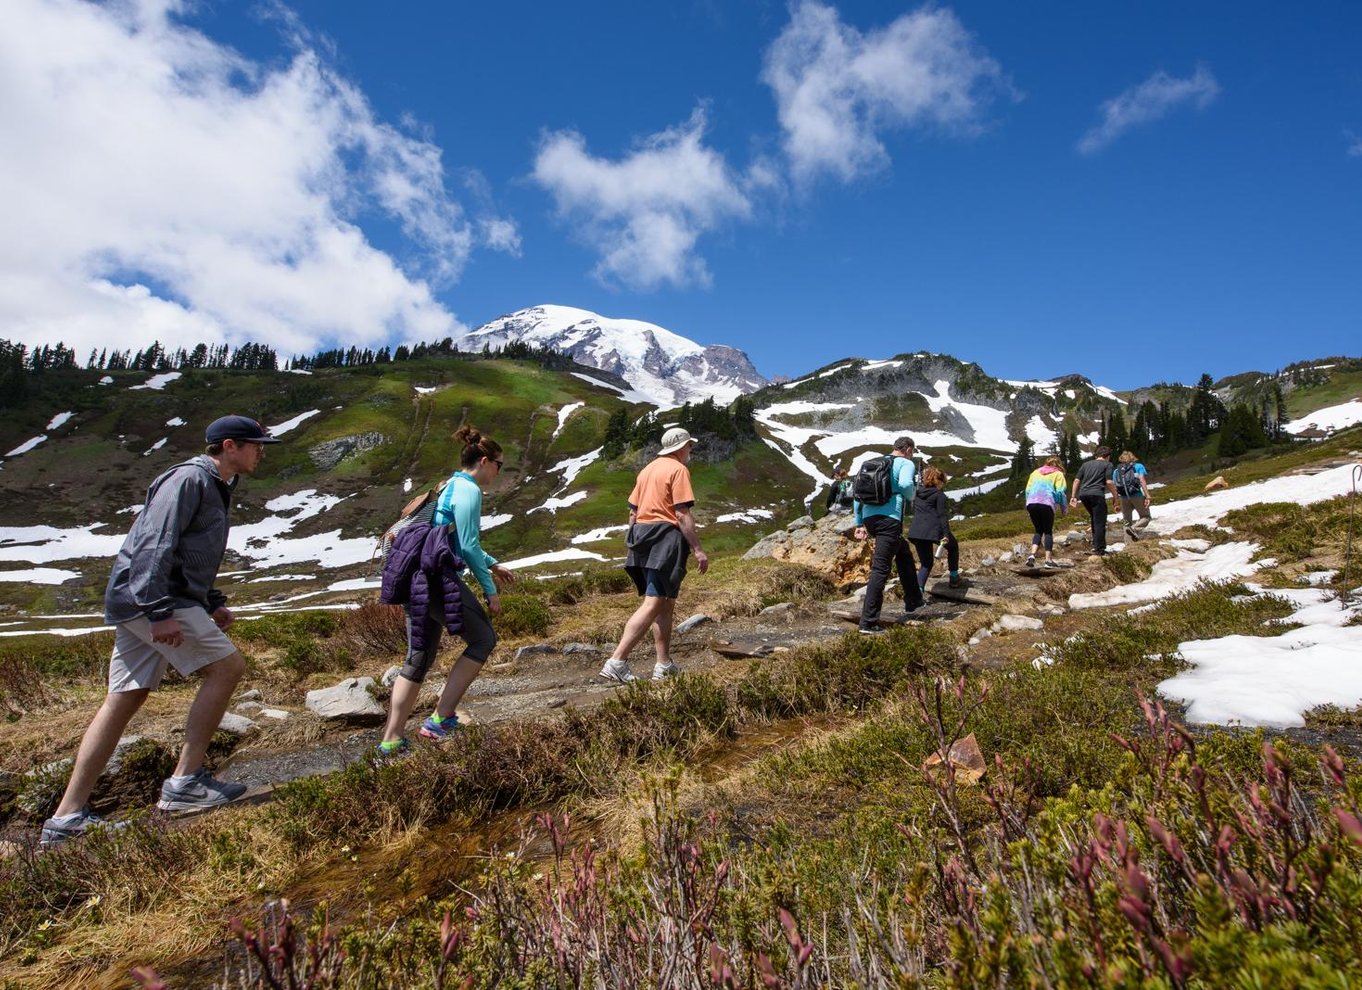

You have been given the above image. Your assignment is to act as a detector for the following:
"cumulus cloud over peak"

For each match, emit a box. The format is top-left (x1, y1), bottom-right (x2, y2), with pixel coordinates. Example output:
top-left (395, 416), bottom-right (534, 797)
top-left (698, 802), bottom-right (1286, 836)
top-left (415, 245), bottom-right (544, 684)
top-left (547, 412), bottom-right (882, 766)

top-left (0, 0), bottom-right (516, 356)
top-left (1078, 66), bottom-right (1221, 155)
top-left (762, 1), bottom-right (1011, 183)
top-left (532, 108), bottom-right (753, 290)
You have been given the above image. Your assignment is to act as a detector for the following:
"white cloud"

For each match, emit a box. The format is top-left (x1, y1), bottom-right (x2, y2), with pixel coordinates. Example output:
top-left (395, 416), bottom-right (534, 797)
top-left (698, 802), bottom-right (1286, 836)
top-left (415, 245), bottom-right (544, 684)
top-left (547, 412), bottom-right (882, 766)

top-left (532, 108), bottom-right (752, 290)
top-left (0, 0), bottom-right (516, 357)
top-left (1078, 66), bottom-right (1220, 155)
top-left (1347, 131), bottom-right (1362, 158)
top-left (761, 1), bottom-right (1010, 183)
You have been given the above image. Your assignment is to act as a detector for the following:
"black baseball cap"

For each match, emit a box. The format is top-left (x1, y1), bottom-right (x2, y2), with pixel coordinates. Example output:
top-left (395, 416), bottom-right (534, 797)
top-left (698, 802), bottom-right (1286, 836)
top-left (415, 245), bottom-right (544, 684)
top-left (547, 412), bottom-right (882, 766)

top-left (205, 415), bottom-right (282, 444)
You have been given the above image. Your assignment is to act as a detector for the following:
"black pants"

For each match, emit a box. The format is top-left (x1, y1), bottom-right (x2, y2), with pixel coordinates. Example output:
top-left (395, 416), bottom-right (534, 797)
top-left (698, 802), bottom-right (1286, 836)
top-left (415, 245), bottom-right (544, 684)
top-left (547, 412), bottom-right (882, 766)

top-left (910, 536), bottom-right (958, 589)
top-left (1080, 494), bottom-right (1109, 552)
top-left (400, 575), bottom-right (497, 683)
top-left (861, 515), bottom-right (921, 626)
top-left (1027, 504), bottom-right (1055, 551)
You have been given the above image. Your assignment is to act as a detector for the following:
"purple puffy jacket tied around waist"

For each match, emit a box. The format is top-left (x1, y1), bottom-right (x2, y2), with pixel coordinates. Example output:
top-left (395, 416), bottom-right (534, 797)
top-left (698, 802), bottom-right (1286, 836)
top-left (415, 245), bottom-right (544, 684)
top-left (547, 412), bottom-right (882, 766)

top-left (379, 521), bottom-right (466, 650)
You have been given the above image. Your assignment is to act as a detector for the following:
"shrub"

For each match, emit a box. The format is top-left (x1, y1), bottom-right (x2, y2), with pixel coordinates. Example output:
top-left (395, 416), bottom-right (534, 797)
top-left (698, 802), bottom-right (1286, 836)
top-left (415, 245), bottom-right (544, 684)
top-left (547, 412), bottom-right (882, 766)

top-left (336, 603), bottom-right (408, 656)
top-left (494, 594), bottom-right (551, 638)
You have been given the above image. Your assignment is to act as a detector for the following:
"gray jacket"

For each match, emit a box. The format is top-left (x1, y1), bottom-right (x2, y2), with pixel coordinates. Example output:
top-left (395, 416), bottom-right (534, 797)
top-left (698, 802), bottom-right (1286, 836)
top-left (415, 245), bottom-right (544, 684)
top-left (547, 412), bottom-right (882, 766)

top-left (104, 455), bottom-right (237, 624)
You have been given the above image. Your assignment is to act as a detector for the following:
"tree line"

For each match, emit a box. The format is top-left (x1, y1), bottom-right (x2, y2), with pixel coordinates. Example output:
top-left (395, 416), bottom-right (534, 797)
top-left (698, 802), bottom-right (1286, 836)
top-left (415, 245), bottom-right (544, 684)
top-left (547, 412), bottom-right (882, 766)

top-left (602, 396), bottom-right (758, 458)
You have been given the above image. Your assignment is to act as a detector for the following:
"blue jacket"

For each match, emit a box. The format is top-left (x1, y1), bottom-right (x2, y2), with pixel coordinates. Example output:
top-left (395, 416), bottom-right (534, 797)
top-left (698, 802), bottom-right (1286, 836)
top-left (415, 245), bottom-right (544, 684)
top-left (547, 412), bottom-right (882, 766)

top-left (434, 471), bottom-right (499, 597)
top-left (854, 456), bottom-right (917, 525)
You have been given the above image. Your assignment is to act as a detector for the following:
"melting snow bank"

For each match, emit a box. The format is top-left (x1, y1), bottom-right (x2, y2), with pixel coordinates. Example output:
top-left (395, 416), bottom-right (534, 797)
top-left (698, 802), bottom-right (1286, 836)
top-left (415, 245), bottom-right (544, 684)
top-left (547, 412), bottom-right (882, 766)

top-left (1158, 587), bottom-right (1362, 727)
top-left (0, 567), bottom-right (81, 585)
top-left (267, 409), bottom-right (320, 436)
top-left (5, 435), bottom-right (47, 457)
top-left (715, 508), bottom-right (775, 524)
top-left (130, 371), bottom-right (181, 391)
top-left (1284, 398), bottom-right (1362, 435)
top-left (47, 411), bottom-right (75, 430)
top-left (553, 402), bottom-right (585, 439)
top-left (1150, 463), bottom-right (1361, 534)
top-left (1070, 542), bottom-right (1267, 610)
top-left (503, 548), bottom-right (608, 570)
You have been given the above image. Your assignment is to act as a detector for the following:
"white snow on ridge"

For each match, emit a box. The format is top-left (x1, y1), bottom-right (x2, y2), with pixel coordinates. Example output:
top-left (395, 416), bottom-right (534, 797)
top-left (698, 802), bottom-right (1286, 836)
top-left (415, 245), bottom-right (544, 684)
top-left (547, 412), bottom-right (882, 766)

top-left (98, 376), bottom-right (113, 385)
top-left (268, 409), bottom-right (320, 436)
top-left (553, 402), bottom-right (585, 439)
top-left (166, 417), bottom-right (186, 427)
top-left (715, 508), bottom-right (775, 524)
top-left (5, 435), bottom-right (47, 456)
top-left (1158, 587), bottom-right (1362, 728)
top-left (481, 513), bottom-right (512, 531)
top-left (529, 491), bottom-right (590, 514)
top-left (1284, 398), bottom-right (1362, 435)
top-left (1025, 415), bottom-right (1058, 451)
top-left (1150, 462), bottom-right (1360, 535)
top-left (0, 567), bottom-right (81, 585)
top-left (142, 437), bottom-right (168, 456)
top-left (130, 372), bottom-right (181, 391)
top-left (546, 447), bottom-right (602, 491)
top-left (47, 412), bottom-right (75, 430)
top-left (570, 372), bottom-right (656, 405)
top-left (572, 524), bottom-right (629, 544)
top-left (502, 547), bottom-right (608, 570)
top-left (0, 523), bottom-right (124, 563)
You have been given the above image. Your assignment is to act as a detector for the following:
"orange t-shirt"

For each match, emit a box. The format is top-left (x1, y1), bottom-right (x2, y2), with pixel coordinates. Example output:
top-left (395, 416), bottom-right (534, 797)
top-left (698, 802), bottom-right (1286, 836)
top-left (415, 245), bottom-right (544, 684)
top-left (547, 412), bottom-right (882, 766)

top-left (628, 456), bottom-right (696, 525)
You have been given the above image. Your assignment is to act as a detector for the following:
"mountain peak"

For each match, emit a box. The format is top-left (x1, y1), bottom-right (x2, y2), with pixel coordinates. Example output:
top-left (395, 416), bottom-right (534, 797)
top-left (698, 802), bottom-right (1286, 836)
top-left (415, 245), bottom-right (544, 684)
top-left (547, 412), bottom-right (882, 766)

top-left (463, 305), bottom-right (767, 408)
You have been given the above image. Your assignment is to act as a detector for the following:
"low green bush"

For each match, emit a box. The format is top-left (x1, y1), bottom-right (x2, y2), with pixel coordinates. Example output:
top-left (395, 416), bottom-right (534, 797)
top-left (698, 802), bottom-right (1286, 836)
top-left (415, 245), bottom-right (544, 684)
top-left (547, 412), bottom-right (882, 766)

top-left (494, 594), bottom-right (551, 637)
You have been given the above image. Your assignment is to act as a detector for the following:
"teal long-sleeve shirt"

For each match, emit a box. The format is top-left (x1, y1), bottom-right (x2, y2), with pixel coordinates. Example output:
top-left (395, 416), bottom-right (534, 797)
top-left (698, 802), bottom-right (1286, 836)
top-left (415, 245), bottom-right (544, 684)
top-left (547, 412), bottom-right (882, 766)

top-left (854, 456), bottom-right (917, 525)
top-left (432, 470), bottom-right (499, 597)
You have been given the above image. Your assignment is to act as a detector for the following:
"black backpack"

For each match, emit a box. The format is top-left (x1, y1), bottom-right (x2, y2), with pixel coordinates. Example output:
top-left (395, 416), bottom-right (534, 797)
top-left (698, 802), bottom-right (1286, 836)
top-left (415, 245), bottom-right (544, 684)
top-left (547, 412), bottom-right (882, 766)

top-left (851, 455), bottom-right (896, 506)
top-left (1115, 463), bottom-right (1143, 497)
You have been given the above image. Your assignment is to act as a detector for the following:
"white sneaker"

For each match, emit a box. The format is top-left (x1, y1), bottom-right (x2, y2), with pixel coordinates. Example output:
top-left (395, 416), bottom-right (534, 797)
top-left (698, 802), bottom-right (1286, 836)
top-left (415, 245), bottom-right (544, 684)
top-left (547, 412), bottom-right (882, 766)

top-left (652, 660), bottom-right (680, 680)
top-left (598, 658), bottom-right (637, 684)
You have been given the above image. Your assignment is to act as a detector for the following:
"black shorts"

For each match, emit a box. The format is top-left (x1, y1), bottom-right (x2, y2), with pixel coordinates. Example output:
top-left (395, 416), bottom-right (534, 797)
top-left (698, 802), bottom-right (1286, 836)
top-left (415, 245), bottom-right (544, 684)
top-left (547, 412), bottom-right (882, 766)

top-left (399, 576), bottom-right (497, 683)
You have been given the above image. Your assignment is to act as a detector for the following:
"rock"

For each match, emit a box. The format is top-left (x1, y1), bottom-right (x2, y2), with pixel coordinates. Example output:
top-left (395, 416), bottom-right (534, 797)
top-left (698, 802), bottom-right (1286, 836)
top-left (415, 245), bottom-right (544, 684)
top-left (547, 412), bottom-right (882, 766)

top-left (547, 699), bottom-right (568, 709)
top-left (236, 700), bottom-right (263, 713)
top-left (993, 614), bottom-right (1044, 633)
top-left (305, 677), bottom-right (385, 722)
top-left (217, 712), bottom-right (258, 736)
top-left (562, 642), bottom-right (601, 655)
top-left (676, 614), bottom-right (712, 633)
top-left (1063, 531), bottom-right (1087, 545)
top-left (16, 758), bottom-right (73, 817)
top-left (309, 432), bottom-right (387, 471)
top-left (758, 602), bottom-right (794, 615)
top-left (1045, 606), bottom-right (1067, 616)
top-left (237, 688), bottom-right (263, 702)
top-left (980, 555), bottom-right (996, 568)
top-left (741, 530), bottom-right (791, 561)
top-left (786, 515), bottom-right (815, 533)
top-left (381, 664), bottom-right (402, 687)
top-left (258, 708), bottom-right (291, 720)
top-left (742, 511), bottom-right (872, 587)
top-left (1204, 475), bottom-right (1230, 492)
top-left (514, 644), bottom-right (558, 662)
top-left (1012, 543), bottom-right (1026, 556)
top-left (999, 552), bottom-right (1014, 564)
top-left (106, 735), bottom-right (145, 775)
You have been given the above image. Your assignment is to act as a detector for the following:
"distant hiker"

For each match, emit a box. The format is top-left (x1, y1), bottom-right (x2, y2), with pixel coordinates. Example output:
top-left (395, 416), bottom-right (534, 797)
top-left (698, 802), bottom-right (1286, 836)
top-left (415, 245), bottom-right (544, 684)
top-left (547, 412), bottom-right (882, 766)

top-left (824, 468), bottom-right (854, 516)
top-left (377, 426), bottom-right (515, 757)
top-left (1024, 456), bottom-right (1069, 568)
top-left (1114, 450), bottom-right (1152, 540)
top-left (600, 427), bottom-right (709, 683)
top-left (41, 416), bottom-right (280, 847)
top-left (907, 465), bottom-right (960, 591)
top-left (1070, 445), bottom-right (1120, 556)
top-left (853, 436), bottom-right (922, 634)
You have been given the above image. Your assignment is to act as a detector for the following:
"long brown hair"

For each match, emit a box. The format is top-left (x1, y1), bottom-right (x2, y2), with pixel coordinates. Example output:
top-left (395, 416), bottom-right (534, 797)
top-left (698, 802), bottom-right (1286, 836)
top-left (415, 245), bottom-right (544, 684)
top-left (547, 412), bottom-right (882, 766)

top-left (920, 465), bottom-right (946, 488)
top-left (453, 425), bottom-right (502, 469)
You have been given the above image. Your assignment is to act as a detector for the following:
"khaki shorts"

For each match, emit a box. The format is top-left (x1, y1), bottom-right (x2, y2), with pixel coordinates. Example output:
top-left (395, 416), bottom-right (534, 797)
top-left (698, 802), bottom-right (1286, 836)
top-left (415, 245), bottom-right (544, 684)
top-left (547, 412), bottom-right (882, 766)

top-left (109, 607), bottom-right (237, 693)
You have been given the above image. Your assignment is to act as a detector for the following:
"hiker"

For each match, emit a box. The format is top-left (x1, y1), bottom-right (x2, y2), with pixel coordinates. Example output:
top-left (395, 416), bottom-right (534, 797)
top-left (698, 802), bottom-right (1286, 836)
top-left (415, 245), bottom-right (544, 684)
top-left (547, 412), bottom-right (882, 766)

top-left (1070, 445), bottom-right (1120, 556)
top-left (907, 465), bottom-right (960, 591)
top-left (823, 468), bottom-right (854, 515)
top-left (1114, 450), bottom-right (1152, 540)
top-left (1024, 456), bottom-right (1069, 568)
top-left (599, 427), bottom-right (709, 683)
top-left (853, 435), bottom-right (922, 634)
top-left (41, 416), bottom-right (279, 847)
top-left (378, 426), bottom-right (514, 757)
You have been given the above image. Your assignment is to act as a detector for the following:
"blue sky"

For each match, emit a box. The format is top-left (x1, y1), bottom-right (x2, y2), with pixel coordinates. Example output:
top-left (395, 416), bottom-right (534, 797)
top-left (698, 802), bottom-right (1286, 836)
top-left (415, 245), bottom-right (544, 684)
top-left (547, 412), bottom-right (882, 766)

top-left (3, 1), bottom-right (1359, 388)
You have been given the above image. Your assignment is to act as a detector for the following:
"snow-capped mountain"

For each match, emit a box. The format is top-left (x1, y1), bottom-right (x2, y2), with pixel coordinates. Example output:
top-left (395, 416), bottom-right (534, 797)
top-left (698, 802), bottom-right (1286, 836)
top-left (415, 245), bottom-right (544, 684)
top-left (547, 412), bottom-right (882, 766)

top-left (462, 305), bottom-right (767, 408)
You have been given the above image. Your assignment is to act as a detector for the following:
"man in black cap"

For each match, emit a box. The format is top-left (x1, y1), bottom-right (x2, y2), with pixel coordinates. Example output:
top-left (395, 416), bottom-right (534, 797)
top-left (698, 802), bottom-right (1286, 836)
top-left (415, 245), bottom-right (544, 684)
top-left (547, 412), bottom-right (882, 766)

top-left (41, 415), bottom-right (279, 846)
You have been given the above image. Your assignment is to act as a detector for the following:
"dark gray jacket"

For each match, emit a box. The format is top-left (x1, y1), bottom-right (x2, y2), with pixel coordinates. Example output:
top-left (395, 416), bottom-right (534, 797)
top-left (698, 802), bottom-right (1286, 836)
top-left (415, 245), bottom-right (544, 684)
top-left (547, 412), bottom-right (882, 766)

top-left (104, 455), bottom-right (236, 624)
top-left (907, 486), bottom-right (951, 542)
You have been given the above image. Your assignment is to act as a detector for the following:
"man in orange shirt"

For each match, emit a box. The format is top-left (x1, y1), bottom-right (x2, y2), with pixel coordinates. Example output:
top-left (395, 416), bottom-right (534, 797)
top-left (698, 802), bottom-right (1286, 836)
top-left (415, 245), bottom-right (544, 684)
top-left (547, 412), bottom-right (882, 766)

top-left (599, 427), bottom-right (710, 683)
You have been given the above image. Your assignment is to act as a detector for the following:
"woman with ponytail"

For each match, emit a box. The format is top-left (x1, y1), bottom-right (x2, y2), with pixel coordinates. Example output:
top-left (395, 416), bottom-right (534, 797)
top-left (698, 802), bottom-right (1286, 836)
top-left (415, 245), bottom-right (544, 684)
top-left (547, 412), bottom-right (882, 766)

top-left (377, 425), bottom-right (515, 757)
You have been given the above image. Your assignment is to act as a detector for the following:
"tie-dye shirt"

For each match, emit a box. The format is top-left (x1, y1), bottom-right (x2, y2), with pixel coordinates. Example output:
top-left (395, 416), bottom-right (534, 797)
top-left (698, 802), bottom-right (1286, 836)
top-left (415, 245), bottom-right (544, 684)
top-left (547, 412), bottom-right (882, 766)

top-left (1024, 465), bottom-right (1068, 509)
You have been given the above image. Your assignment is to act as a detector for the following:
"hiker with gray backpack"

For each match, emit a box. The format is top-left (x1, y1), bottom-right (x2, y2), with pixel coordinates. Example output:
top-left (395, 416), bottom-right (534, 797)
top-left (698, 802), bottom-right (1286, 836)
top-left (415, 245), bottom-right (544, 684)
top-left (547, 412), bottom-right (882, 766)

top-left (853, 435), bottom-right (923, 633)
top-left (376, 425), bottom-right (515, 759)
top-left (1114, 450), bottom-right (1152, 540)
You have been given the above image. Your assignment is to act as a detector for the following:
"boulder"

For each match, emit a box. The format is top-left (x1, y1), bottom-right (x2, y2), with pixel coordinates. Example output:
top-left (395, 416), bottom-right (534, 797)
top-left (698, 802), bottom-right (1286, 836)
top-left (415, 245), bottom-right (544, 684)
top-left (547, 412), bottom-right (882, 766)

top-left (258, 708), bottom-right (291, 720)
top-left (309, 432), bottom-right (387, 471)
top-left (1204, 475), bottom-right (1230, 492)
top-left (236, 688), bottom-right (263, 702)
top-left (992, 614), bottom-right (1044, 633)
top-left (381, 664), bottom-right (402, 688)
top-left (980, 555), bottom-right (997, 568)
top-left (514, 644), bottom-right (558, 662)
top-left (758, 601), bottom-right (794, 615)
top-left (236, 700), bottom-right (263, 713)
top-left (562, 642), bottom-right (601, 655)
top-left (217, 712), bottom-right (258, 736)
top-left (786, 515), bottom-right (815, 533)
top-left (742, 511), bottom-right (872, 588)
top-left (305, 677), bottom-right (385, 722)
top-left (999, 552), bottom-right (1014, 564)
top-left (676, 614), bottom-right (712, 633)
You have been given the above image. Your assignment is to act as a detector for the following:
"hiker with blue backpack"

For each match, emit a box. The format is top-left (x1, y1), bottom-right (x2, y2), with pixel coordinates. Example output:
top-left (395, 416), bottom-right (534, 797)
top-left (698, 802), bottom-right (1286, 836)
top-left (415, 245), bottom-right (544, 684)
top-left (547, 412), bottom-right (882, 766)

top-left (377, 425), bottom-right (515, 758)
top-left (853, 435), bottom-right (923, 634)
top-left (1114, 450), bottom-right (1152, 541)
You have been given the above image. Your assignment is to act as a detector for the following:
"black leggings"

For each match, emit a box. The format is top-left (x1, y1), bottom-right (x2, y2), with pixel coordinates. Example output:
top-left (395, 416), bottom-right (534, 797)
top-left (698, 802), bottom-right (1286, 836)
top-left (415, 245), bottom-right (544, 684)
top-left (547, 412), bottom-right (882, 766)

top-left (910, 536), bottom-right (958, 588)
top-left (400, 575), bottom-right (497, 683)
top-left (1027, 504), bottom-right (1055, 551)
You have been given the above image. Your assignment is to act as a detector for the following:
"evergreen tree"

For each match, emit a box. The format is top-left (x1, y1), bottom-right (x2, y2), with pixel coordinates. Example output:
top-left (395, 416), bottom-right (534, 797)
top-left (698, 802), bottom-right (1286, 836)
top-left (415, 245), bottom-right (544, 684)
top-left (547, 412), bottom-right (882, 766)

top-left (1010, 436), bottom-right (1035, 481)
top-left (1218, 402), bottom-right (1268, 457)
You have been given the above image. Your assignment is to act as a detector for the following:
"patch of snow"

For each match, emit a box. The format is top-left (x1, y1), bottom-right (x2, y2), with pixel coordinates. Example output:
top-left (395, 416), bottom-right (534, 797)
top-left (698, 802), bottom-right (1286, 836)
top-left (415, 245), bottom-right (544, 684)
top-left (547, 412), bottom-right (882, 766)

top-left (403, 478), bottom-right (413, 494)
top-left (230, 530), bottom-right (377, 569)
top-left (328, 577), bottom-right (381, 592)
top-left (267, 409), bottom-right (320, 436)
top-left (0, 624), bottom-right (111, 638)
top-left (570, 372), bottom-right (655, 405)
top-left (142, 437), bottom-right (168, 456)
top-left (247, 574), bottom-right (315, 583)
top-left (5, 435), bottom-right (47, 456)
top-left (1025, 415), bottom-right (1058, 451)
top-left (1093, 385), bottom-right (1125, 404)
top-left (130, 372), bottom-right (181, 391)
top-left (954, 476), bottom-right (1010, 499)
top-left (116, 504), bottom-right (144, 516)
top-left (861, 359), bottom-right (904, 371)
top-left (165, 417), bottom-right (186, 427)
top-left (1069, 542), bottom-right (1266, 610)
top-left (1158, 587), bottom-right (1362, 727)
top-left (715, 508), bottom-right (776, 524)
top-left (99, 375), bottom-right (114, 385)
top-left (0, 567), bottom-right (81, 585)
top-left (529, 491), bottom-right (590, 514)
top-left (481, 513), bottom-right (512, 531)
top-left (1303, 570), bottom-right (1338, 586)
top-left (288, 368), bottom-right (313, 375)
top-left (47, 412), bottom-right (75, 430)
top-left (1146, 481), bottom-right (1166, 490)
top-left (546, 447), bottom-right (602, 490)
top-left (553, 402), bottom-right (585, 439)
top-left (571, 524), bottom-right (630, 544)
top-left (0, 523), bottom-right (125, 563)
top-left (1149, 463), bottom-right (1360, 535)
top-left (415, 385), bottom-right (440, 394)
top-left (1164, 538), bottom-right (1213, 552)
top-left (502, 547), bottom-right (609, 570)
top-left (1284, 398), bottom-right (1362, 435)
